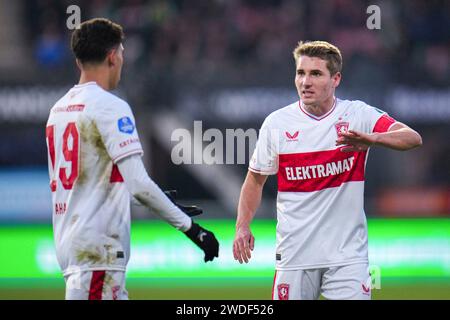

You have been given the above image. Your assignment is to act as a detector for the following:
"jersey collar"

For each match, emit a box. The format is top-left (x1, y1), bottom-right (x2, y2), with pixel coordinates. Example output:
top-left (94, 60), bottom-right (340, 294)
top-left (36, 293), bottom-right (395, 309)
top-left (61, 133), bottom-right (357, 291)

top-left (73, 81), bottom-right (98, 88)
top-left (298, 98), bottom-right (337, 121)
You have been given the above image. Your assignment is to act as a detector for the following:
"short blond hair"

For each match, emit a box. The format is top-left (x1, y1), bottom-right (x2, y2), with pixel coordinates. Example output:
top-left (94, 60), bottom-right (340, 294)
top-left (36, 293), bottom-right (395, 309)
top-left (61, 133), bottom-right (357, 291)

top-left (293, 41), bottom-right (342, 75)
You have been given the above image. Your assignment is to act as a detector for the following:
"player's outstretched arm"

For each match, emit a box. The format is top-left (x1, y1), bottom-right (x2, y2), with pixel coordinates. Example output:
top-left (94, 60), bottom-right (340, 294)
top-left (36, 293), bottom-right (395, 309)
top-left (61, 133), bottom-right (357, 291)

top-left (117, 155), bottom-right (219, 262)
top-left (233, 171), bottom-right (268, 264)
top-left (184, 222), bottom-right (219, 262)
top-left (129, 189), bottom-right (203, 217)
top-left (163, 190), bottom-right (203, 217)
top-left (336, 122), bottom-right (422, 152)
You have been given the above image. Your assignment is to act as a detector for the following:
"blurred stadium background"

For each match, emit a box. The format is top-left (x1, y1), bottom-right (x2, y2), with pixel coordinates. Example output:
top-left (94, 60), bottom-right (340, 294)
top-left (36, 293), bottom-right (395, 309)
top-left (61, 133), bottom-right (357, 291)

top-left (0, 0), bottom-right (449, 299)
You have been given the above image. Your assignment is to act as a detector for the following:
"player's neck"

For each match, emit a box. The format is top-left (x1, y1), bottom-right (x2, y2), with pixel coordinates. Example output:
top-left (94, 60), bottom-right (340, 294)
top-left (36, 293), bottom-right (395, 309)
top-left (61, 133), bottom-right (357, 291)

top-left (78, 69), bottom-right (111, 91)
top-left (302, 96), bottom-right (336, 117)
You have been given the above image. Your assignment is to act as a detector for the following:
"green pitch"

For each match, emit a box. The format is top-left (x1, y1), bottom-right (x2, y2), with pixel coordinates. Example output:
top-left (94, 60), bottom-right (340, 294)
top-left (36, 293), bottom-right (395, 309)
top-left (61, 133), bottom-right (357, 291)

top-left (0, 278), bottom-right (449, 300)
top-left (1, 285), bottom-right (449, 300)
top-left (0, 219), bottom-right (448, 299)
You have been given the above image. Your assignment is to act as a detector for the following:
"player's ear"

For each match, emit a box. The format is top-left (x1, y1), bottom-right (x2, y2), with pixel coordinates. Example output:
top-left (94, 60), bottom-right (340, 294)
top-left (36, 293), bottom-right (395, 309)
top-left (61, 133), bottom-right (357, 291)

top-left (332, 72), bottom-right (341, 88)
top-left (107, 49), bottom-right (116, 67)
top-left (75, 59), bottom-right (82, 70)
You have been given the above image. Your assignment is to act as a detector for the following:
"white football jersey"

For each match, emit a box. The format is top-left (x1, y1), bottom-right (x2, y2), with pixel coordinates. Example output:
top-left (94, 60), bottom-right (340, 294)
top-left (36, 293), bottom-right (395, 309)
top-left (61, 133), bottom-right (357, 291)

top-left (46, 82), bottom-right (143, 276)
top-left (250, 98), bottom-right (396, 270)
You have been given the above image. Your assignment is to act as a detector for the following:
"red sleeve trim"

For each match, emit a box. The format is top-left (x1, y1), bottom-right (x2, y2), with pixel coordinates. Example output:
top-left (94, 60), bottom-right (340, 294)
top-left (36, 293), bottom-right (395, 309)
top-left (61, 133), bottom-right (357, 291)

top-left (249, 166), bottom-right (277, 175)
top-left (373, 114), bottom-right (396, 133)
top-left (112, 149), bottom-right (143, 163)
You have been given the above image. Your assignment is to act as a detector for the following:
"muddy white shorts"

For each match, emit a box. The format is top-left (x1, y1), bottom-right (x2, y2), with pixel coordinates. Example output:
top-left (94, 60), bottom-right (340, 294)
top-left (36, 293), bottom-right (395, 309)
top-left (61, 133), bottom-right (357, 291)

top-left (64, 270), bottom-right (128, 300)
top-left (272, 263), bottom-right (371, 300)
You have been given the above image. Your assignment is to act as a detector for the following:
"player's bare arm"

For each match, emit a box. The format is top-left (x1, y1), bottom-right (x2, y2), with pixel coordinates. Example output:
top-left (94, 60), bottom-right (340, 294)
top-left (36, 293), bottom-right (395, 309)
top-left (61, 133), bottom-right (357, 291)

top-left (233, 171), bottom-right (268, 264)
top-left (336, 122), bottom-right (422, 152)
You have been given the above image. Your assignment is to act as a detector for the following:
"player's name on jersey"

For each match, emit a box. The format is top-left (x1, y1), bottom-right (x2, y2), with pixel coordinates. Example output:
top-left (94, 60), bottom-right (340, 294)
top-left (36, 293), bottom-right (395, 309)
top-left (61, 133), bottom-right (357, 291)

top-left (55, 202), bottom-right (67, 215)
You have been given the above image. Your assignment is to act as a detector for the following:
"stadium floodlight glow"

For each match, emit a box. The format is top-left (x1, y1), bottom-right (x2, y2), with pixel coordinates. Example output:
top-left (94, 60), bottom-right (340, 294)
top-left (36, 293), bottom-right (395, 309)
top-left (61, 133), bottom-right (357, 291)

top-left (0, 219), bottom-right (449, 284)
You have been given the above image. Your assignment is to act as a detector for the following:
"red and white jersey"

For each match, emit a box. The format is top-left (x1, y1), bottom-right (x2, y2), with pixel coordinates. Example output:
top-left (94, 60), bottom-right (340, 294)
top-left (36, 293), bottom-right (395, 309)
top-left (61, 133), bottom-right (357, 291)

top-left (249, 98), bottom-right (396, 270)
top-left (46, 82), bottom-right (143, 276)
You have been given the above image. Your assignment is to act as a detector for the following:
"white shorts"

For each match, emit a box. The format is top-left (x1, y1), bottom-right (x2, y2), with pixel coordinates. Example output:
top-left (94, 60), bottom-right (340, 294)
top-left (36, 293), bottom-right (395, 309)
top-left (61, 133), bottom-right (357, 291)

top-left (272, 263), bottom-right (371, 300)
top-left (64, 270), bottom-right (128, 300)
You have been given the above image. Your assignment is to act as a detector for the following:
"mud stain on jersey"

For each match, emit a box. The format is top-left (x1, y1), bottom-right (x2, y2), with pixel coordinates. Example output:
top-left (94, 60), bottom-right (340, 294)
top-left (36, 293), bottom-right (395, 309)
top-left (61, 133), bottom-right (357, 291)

top-left (78, 119), bottom-right (112, 186)
top-left (103, 244), bottom-right (116, 265)
top-left (71, 214), bottom-right (79, 225)
top-left (76, 248), bottom-right (104, 264)
top-left (75, 244), bottom-right (117, 265)
top-left (133, 192), bottom-right (159, 213)
top-left (102, 273), bottom-right (114, 295)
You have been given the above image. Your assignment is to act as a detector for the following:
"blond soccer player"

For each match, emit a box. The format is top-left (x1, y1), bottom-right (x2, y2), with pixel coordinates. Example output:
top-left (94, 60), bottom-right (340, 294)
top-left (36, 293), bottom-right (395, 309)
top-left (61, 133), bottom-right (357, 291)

top-left (233, 41), bottom-right (422, 300)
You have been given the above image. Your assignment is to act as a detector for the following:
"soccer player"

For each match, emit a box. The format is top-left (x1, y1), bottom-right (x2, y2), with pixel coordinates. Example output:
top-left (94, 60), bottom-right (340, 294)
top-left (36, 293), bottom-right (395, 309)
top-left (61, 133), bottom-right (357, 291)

top-left (232, 41), bottom-right (422, 300)
top-left (45, 18), bottom-right (219, 300)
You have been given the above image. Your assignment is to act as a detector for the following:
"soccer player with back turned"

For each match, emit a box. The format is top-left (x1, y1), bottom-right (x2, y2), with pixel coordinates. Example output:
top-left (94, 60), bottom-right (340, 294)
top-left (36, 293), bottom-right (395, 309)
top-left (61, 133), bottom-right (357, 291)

top-left (46, 18), bottom-right (219, 300)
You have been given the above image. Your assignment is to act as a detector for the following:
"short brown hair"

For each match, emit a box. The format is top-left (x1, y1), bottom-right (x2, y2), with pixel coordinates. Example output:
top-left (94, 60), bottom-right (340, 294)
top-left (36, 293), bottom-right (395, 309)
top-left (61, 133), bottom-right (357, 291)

top-left (71, 18), bottom-right (124, 64)
top-left (293, 41), bottom-right (342, 75)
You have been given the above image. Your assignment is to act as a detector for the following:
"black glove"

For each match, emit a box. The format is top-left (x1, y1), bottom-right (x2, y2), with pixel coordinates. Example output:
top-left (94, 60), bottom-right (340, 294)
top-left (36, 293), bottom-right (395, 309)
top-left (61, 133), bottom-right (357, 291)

top-left (164, 190), bottom-right (203, 217)
top-left (184, 222), bottom-right (219, 262)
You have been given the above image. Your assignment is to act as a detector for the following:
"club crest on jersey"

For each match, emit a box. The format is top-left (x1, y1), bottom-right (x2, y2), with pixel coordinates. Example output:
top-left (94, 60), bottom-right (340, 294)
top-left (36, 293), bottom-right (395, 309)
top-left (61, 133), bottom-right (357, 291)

top-left (278, 283), bottom-right (289, 300)
top-left (118, 116), bottom-right (135, 134)
top-left (285, 131), bottom-right (299, 141)
top-left (335, 122), bottom-right (349, 136)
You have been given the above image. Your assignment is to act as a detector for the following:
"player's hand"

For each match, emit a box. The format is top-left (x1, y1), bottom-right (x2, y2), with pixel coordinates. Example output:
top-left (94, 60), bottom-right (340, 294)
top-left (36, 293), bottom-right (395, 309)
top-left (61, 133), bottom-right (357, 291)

top-left (233, 225), bottom-right (255, 264)
top-left (164, 190), bottom-right (203, 217)
top-left (184, 221), bottom-right (219, 262)
top-left (336, 130), bottom-right (378, 152)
